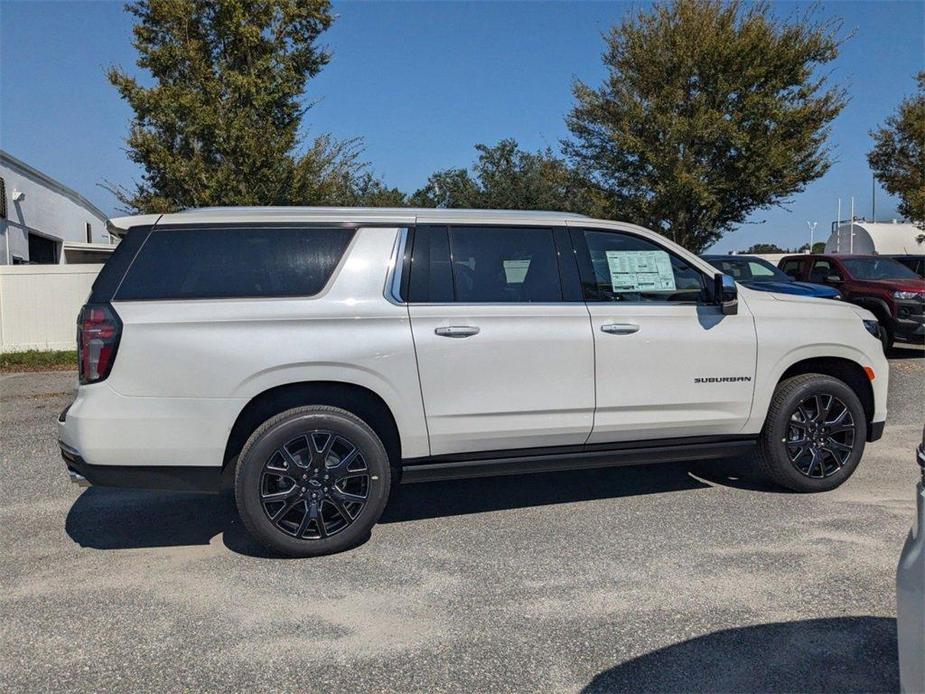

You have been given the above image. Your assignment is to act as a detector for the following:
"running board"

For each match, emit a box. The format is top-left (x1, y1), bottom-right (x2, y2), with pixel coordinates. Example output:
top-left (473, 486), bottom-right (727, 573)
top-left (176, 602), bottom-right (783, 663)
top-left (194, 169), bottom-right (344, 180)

top-left (400, 438), bottom-right (757, 484)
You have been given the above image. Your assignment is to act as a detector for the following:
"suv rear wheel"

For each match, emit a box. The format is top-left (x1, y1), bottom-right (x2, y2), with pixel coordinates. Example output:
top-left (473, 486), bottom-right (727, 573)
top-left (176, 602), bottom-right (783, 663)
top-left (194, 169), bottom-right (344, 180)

top-left (235, 406), bottom-right (391, 557)
top-left (757, 374), bottom-right (867, 492)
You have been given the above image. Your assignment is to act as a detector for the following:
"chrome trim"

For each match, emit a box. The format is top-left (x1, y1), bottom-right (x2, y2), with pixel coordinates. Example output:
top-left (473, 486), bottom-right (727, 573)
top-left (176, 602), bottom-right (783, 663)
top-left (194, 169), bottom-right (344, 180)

top-left (384, 227), bottom-right (409, 305)
top-left (59, 441), bottom-right (80, 458)
top-left (67, 468), bottom-right (91, 487)
top-left (601, 323), bottom-right (640, 335)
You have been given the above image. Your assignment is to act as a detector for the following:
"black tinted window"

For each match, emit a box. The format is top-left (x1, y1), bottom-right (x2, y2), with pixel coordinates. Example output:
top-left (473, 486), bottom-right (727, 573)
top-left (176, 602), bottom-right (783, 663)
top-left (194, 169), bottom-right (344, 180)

top-left (580, 230), bottom-right (706, 303)
top-left (408, 226), bottom-right (454, 303)
top-left (842, 257), bottom-right (920, 280)
top-left (780, 259), bottom-right (803, 279)
top-left (809, 259), bottom-right (834, 283)
top-left (449, 226), bottom-right (561, 302)
top-left (116, 227), bottom-right (354, 300)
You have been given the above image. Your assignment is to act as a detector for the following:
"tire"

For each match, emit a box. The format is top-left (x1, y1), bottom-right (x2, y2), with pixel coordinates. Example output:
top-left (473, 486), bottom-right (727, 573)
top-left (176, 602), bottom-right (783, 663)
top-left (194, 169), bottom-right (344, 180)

top-left (235, 406), bottom-right (391, 557)
top-left (756, 374), bottom-right (867, 493)
top-left (880, 322), bottom-right (895, 353)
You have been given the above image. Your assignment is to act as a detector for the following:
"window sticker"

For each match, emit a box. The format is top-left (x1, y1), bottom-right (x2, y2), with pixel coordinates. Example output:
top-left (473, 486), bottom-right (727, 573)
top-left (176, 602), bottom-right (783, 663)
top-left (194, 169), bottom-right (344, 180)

top-left (502, 259), bottom-right (531, 283)
top-left (605, 250), bottom-right (676, 292)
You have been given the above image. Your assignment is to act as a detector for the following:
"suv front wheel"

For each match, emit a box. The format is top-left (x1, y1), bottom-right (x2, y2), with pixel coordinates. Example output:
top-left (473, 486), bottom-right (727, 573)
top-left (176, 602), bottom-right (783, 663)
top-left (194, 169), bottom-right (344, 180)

top-left (757, 374), bottom-right (867, 492)
top-left (235, 406), bottom-right (391, 557)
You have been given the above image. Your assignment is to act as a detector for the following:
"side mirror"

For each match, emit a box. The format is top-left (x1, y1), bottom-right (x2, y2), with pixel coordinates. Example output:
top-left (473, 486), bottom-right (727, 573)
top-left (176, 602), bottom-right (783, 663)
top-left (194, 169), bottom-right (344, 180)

top-left (826, 274), bottom-right (843, 284)
top-left (714, 273), bottom-right (738, 315)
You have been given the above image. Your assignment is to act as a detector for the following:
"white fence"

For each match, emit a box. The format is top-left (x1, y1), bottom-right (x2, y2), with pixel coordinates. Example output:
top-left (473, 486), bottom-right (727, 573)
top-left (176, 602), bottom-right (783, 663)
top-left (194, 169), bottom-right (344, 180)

top-left (0, 264), bottom-right (102, 352)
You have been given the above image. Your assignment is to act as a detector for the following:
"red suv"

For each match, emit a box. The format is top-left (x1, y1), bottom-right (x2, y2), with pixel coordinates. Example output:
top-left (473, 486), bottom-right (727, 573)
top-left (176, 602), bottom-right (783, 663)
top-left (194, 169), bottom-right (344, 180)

top-left (779, 254), bottom-right (925, 350)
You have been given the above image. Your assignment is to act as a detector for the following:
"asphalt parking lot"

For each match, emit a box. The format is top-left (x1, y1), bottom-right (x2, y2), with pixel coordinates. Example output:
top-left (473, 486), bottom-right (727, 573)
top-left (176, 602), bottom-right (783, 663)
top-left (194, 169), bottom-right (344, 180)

top-left (2, 346), bottom-right (923, 692)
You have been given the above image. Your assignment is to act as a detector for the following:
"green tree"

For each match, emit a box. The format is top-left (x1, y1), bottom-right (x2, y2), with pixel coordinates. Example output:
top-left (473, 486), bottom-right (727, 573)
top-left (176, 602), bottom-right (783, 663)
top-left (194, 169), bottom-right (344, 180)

top-left (868, 72), bottom-right (925, 225)
top-left (564, 0), bottom-right (847, 252)
top-left (743, 243), bottom-right (786, 254)
top-left (108, 0), bottom-right (387, 212)
top-left (411, 139), bottom-right (590, 212)
top-left (797, 241), bottom-right (826, 253)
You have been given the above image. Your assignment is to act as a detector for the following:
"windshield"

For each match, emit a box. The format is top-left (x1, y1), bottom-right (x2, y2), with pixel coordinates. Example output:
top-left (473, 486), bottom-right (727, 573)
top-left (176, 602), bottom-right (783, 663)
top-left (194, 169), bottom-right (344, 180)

top-left (707, 257), bottom-right (791, 283)
top-left (841, 257), bottom-right (921, 281)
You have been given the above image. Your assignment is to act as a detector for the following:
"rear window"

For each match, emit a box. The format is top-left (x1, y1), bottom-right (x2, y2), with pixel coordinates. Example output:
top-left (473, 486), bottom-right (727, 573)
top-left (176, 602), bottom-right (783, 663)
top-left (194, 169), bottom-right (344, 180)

top-left (115, 226), bottom-right (354, 300)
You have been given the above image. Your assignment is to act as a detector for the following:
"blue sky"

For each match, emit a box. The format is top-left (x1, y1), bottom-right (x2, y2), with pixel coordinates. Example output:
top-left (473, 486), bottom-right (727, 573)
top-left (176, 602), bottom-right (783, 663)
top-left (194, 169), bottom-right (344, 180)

top-left (1, 0), bottom-right (922, 252)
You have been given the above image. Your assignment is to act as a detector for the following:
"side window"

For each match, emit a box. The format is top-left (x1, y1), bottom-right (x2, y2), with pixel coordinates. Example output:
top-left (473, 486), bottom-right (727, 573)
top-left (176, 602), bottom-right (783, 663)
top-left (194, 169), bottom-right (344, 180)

top-left (809, 259), bottom-right (833, 284)
top-left (781, 259), bottom-right (803, 280)
top-left (407, 225), bottom-right (563, 303)
top-left (407, 226), bottom-right (454, 303)
top-left (577, 229), bottom-right (706, 303)
top-left (449, 226), bottom-right (562, 303)
top-left (748, 261), bottom-right (776, 278)
top-left (116, 226), bottom-right (354, 300)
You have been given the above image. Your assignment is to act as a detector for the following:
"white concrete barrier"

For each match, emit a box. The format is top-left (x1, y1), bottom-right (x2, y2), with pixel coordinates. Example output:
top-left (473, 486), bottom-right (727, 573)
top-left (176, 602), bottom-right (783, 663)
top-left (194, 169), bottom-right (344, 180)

top-left (0, 264), bottom-right (102, 352)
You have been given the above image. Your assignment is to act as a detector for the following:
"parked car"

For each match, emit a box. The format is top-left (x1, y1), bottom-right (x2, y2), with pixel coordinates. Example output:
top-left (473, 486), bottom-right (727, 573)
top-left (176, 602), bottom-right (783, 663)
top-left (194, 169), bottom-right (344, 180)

top-left (701, 254), bottom-right (841, 299)
top-left (897, 425), bottom-right (925, 693)
top-left (778, 254), bottom-right (925, 350)
top-left (886, 254), bottom-right (925, 278)
top-left (60, 208), bottom-right (888, 556)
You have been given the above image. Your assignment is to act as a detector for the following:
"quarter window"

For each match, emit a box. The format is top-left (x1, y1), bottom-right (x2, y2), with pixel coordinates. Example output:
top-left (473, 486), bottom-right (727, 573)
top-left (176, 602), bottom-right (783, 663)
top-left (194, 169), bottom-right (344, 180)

top-left (577, 229), bottom-right (706, 303)
top-left (116, 227), bottom-right (354, 300)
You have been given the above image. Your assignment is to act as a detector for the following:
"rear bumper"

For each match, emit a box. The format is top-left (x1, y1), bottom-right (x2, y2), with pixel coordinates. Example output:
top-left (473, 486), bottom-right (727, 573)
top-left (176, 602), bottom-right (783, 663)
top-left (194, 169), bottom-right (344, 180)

top-left (60, 442), bottom-right (222, 492)
top-left (57, 382), bottom-right (242, 469)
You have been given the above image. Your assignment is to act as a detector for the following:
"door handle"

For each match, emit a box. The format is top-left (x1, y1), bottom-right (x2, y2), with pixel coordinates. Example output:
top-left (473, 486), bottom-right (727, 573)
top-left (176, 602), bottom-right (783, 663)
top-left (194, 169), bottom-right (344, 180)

top-left (601, 323), bottom-right (640, 335)
top-left (435, 326), bottom-right (480, 338)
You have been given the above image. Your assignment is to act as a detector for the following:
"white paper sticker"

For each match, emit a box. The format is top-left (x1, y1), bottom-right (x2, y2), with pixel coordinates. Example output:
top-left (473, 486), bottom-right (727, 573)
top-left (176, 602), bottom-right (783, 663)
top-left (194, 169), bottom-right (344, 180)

top-left (502, 259), bottom-right (531, 283)
top-left (605, 250), bottom-right (676, 292)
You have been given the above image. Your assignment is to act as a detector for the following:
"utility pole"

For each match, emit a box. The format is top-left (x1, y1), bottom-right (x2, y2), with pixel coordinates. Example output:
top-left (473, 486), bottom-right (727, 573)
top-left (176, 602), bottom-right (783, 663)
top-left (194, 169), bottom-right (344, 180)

top-left (850, 196), bottom-right (855, 253)
top-left (807, 221), bottom-right (817, 252)
top-left (837, 198), bottom-right (842, 252)
top-left (872, 176), bottom-right (876, 222)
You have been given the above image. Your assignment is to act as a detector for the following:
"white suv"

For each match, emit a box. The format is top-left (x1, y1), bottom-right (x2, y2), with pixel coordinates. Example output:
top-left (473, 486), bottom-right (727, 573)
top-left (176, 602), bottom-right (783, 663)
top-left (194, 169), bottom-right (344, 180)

top-left (59, 207), bottom-right (889, 556)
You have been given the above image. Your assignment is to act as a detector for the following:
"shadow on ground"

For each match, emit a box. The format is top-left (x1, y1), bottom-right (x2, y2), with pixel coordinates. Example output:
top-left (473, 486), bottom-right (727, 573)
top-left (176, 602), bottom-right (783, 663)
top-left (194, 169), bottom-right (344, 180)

top-left (583, 616), bottom-right (899, 693)
top-left (887, 344), bottom-right (925, 361)
top-left (65, 456), bottom-right (776, 556)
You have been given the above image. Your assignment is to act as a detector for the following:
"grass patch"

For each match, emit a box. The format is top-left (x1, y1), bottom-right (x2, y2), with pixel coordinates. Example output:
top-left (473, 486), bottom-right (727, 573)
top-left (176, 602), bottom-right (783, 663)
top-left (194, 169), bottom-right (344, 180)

top-left (0, 350), bottom-right (77, 372)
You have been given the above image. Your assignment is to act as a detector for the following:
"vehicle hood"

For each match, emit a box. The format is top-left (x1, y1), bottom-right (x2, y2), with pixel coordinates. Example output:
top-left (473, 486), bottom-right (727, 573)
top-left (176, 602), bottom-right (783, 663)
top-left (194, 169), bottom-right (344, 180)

top-left (743, 280), bottom-right (838, 297)
top-left (855, 278), bottom-right (925, 292)
top-left (758, 290), bottom-right (876, 321)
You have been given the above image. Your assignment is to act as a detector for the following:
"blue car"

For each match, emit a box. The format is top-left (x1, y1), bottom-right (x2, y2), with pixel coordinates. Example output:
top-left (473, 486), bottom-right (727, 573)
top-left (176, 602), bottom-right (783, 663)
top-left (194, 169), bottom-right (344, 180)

top-left (701, 255), bottom-right (841, 299)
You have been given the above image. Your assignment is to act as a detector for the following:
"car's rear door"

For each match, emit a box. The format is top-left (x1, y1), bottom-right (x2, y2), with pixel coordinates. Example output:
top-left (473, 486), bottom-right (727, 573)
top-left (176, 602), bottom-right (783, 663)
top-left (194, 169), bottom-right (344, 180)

top-left (780, 256), bottom-right (808, 281)
top-left (406, 224), bottom-right (595, 456)
top-left (570, 225), bottom-right (757, 443)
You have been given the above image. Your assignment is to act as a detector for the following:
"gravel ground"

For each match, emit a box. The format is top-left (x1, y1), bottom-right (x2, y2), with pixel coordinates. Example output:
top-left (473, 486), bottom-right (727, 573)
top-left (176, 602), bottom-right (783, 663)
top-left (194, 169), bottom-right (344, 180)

top-left (1, 346), bottom-right (922, 692)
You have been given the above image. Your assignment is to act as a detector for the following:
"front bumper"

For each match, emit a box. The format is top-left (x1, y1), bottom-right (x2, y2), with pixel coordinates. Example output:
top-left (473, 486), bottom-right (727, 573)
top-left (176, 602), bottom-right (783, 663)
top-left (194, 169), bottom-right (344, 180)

top-left (894, 301), bottom-right (925, 341)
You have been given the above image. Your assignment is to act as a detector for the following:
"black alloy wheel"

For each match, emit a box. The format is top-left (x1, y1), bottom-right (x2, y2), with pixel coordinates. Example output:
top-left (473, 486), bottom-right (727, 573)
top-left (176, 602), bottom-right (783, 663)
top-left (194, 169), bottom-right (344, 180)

top-left (784, 393), bottom-right (856, 479)
top-left (235, 406), bottom-right (391, 557)
top-left (756, 373), bottom-right (867, 492)
top-left (260, 431), bottom-right (369, 540)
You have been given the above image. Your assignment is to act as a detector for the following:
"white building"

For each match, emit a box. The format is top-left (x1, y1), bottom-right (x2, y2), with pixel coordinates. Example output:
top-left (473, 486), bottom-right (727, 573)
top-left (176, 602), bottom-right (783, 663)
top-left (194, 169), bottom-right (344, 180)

top-left (824, 220), bottom-right (925, 256)
top-left (0, 150), bottom-right (114, 264)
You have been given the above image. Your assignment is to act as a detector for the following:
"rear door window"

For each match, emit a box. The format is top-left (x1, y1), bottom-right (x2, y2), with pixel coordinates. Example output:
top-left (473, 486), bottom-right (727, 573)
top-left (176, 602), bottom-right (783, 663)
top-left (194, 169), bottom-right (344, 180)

top-left (809, 259), bottom-right (833, 284)
top-left (449, 226), bottom-right (562, 303)
top-left (780, 258), bottom-right (804, 280)
top-left (407, 225), bottom-right (565, 303)
top-left (115, 226), bottom-right (354, 300)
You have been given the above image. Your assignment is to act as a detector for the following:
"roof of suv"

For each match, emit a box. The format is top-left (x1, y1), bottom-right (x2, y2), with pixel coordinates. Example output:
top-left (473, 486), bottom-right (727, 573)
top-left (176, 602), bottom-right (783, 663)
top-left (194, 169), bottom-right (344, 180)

top-left (108, 206), bottom-right (595, 234)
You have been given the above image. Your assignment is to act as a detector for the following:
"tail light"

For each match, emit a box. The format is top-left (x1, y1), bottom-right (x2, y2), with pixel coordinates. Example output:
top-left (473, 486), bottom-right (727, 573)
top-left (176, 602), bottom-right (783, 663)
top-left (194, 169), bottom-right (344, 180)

top-left (77, 303), bottom-right (122, 384)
